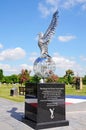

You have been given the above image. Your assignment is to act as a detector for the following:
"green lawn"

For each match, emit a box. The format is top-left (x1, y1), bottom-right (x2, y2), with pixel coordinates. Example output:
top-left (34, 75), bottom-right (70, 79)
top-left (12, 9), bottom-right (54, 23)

top-left (66, 84), bottom-right (86, 96)
top-left (0, 83), bottom-right (86, 102)
top-left (0, 83), bottom-right (24, 102)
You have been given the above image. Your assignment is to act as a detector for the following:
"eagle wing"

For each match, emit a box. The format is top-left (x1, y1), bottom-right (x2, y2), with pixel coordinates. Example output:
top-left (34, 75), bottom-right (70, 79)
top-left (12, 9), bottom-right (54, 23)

top-left (43, 10), bottom-right (58, 43)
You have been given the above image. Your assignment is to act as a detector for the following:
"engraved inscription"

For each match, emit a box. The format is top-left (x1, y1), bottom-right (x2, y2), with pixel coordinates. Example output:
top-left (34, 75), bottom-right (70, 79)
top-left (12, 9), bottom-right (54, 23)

top-left (39, 87), bottom-right (64, 107)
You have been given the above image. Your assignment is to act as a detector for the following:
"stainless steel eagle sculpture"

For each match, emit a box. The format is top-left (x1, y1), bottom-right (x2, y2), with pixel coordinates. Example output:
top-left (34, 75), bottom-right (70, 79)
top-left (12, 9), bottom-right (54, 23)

top-left (38, 10), bottom-right (58, 58)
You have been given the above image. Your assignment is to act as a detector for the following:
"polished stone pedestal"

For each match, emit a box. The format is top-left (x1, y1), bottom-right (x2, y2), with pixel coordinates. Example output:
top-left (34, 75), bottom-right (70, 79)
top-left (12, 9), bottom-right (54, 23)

top-left (23, 83), bottom-right (69, 130)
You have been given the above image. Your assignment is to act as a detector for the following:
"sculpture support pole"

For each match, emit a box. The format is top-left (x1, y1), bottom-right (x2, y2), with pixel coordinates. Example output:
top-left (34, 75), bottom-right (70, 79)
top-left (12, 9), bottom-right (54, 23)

top-left (40, 77), bottom-right (46, 83)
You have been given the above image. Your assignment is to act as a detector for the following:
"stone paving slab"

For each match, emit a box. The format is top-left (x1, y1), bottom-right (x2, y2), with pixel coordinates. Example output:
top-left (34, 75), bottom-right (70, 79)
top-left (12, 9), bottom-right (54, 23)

top-left (0, 122), bottom-right (14, 130)
top-left (0, 98), bottom-right (86, 130)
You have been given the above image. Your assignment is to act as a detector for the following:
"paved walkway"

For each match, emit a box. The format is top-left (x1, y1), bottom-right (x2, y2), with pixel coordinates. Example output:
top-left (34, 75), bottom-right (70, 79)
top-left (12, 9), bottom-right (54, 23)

top-left (0, 98), bottom-right (86, 130)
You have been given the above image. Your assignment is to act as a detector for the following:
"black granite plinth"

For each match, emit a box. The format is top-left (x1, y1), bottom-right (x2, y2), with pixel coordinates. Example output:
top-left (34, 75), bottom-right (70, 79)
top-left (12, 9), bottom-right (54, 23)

top-left (23, 83), bottom-right (69, 130)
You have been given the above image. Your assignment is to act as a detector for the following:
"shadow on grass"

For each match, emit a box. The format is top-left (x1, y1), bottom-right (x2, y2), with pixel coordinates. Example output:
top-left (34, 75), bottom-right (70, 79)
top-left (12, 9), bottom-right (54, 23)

top-left (7, 107), bottom-right (24, 121)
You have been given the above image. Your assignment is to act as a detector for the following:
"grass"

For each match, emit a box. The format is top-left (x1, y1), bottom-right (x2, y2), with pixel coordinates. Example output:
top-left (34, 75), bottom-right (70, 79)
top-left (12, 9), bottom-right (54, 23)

top-left (0, 83), bottom-right (86, 102)
top-left (0, 83), bottom-right (24, 102)
top-left (66, 84), bottom-right (86, 96)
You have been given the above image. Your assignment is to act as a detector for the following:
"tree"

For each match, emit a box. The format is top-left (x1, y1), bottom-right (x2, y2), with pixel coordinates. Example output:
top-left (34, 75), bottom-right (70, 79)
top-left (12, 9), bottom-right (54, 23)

top-left (19, 69), bottom-right (31, 85)
top-left (2, 76), bottom-right (11, 84)
top-left (82, 75), bottom-right (86, 85)
top-left (57, 77), bottom-right (68, 84)
top-left (30, 75), bottom-right (40, 83)
top-left (46, 74), bottom-right (58, 83)
top-left (64, 69), bottom-right (74, 84)
top-left (0, 69), bottom-right (4, 82)
top-left (10, 74), bottom-right (19, 83)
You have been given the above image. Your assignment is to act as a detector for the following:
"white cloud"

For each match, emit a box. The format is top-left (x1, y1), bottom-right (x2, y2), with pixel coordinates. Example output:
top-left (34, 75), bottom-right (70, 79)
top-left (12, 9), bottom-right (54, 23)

top-left (38, 0), bottom-right (86, 17)
top-left (0, 51), bottom-right (38, 75)
top-left (0, 64), bottom-right (11, 71)
top-left (30, 52), bottom-right (38, 56)
top-left (28, 52), bottom-right (38, 63)
top-left (0, 47), bottom-right (26, 61)
top-left (62, 0), bottom-right (86, 9)
top-left (0, 63), bottom-right (33, 76)
top-left (62, 0), bottom-right (77, 9)
top-left (29, 57), bottom-right (37, 63)
top-left (0, 52), bottom-right (85, 76)
top-left (38, 3), bottom-right (51, 17)
top-left (80, 56), bottom-right (86, 61)
top-left (0, 64), bottom-right (18, 75)
top-left (82, 3), bottom-right (86, 10)
top-left (46, 0), bottom-right (57, 5)
top-left (0, 43), bottom-right (3, 49)
top-left (53, 53), bottom-right (77, 69)
top-left (52, 53), bottom-right (85, 76)
top-left (46, 0), bottom-right (60, 10)
top-left (58, 35), bottom-right (76, 42)
top-left (38, 0), bottom-right (59, 17)
top-left (19, 64), bottom-right (33, 71)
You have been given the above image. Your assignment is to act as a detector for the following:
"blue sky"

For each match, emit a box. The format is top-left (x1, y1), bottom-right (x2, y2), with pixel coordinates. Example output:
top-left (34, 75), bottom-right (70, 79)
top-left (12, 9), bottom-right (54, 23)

top-left (0, 0), bottom-right (86, 76)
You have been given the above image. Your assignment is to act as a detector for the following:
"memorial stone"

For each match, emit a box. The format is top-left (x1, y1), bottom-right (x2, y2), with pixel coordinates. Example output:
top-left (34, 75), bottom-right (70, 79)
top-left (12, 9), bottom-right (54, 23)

top-left (23, 82), bottom-right (69, 129)
top-left (23, 10), bottom-right (69, 129)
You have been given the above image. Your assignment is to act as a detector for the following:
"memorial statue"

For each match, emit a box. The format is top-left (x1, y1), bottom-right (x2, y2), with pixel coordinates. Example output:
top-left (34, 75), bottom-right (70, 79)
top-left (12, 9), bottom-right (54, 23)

top-left (33, 10), bottom-right (58, 79)
top-left (38, 11), bottom-right (58, 58)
